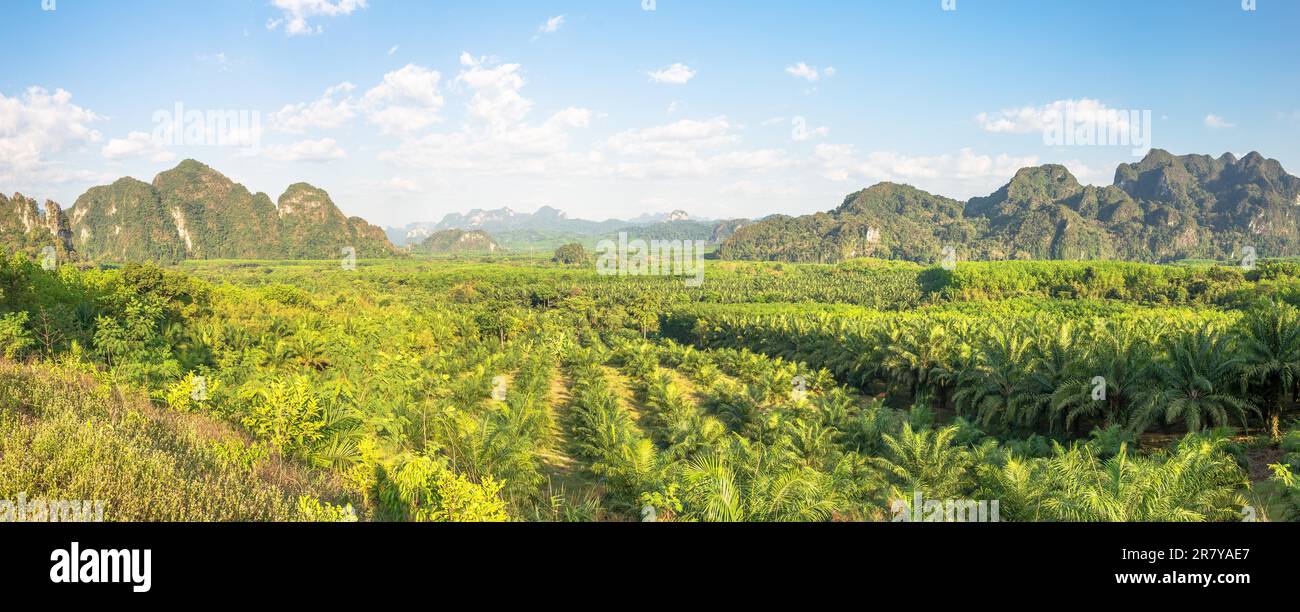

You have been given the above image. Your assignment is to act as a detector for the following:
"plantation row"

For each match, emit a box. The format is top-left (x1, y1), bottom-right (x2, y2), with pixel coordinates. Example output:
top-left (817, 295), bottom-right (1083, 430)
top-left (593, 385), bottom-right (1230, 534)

top-left (553, 340), bottom-right (1266, 521)
top-left (1, 253), bottom-right (1298, 521)
top-left (663, 298), bottom-right (1299, 441)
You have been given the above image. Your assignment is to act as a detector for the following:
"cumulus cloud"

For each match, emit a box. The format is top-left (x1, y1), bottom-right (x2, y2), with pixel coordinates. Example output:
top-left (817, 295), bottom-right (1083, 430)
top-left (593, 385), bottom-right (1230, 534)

top-left (267, 0), bottom-right (367, 36)
top-left (814, 144), bottom-right (1039, 197)
top-left (601, 117), bottom-right (795, 180)
top-left (975, 98), bottom-right (1135, 137)
top-left (363, 64), bottom-right (445, 134)
top-left (456, 53), bottom-right (532, 127)
top-left (1204, 114), bottom-right (1235, 129)
top-left (101, 131), bottom-right (177, 163)
top-left (647, 63), bottom-right (696, 85)
top-left (377, 53), bottom-right (594, 177)
top-left (605, 117), bottom-right (739, 157)
top-left (0, 87), bottom-right (102, 175)
top-left (270, 82), bottom-right (357, 133)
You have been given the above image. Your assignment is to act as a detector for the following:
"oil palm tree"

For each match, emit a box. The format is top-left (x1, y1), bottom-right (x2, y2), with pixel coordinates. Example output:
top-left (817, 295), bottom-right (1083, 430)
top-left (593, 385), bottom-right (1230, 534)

top-left (1238, 300), bottom-right (1300, 441)
top-left (872, 423), bottom-right (971, 502)
top-left (1051, 322), bottom-right (1154, 433)
top-left (952, 326), bottom-right (1036, 429)
top-left (1131, 325), bottom-right (1256, 435)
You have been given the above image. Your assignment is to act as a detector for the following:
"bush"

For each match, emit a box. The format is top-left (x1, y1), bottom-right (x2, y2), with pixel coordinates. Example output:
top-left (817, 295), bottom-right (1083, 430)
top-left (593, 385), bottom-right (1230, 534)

top-left (0, 312), bottom-right (34, 359)
top-left (552, 243), bottom-right (589, 265)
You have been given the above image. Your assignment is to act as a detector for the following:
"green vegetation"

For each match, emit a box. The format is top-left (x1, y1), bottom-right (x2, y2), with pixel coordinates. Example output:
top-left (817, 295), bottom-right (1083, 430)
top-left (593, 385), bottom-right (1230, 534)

top-left (411, 229), bottom-right (504, 255)
top-left (721, 150), bottom-right (1300, 264)
top-left (70, 160), bottom-right (396, 262)
top-left (0, 246), bottom-right (1297, 522)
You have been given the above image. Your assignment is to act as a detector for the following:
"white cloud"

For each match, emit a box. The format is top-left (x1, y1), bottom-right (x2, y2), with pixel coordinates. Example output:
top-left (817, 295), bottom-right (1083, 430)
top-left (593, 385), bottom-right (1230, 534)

top-left (976, 98), bottom-right (1133, 136)
top-left (1204, 114), bottom-right (1236, 129)
top-left (647, 63), bottom-right (696, 85)
top-left (456, 53), bottom-right (532, 127)
top-left (263, 137), bottom-right (347, 162)
top-left (601, 117), bottom-right (795, 180)
top-left (268, 0), bottom-right (367, 36)
top-left (270, 82), bottom-right (357, 133)
top-left (387, 45), bottom-right (399, 56)
top-left (815, 144), bottom-right (1039, 197)
top-left (605, 117), bottom-right (739, 157)
top-left (381, 106), bottom-right (593, 175)
top-left (538, 15), bottom-right (565, 34)
top-left (786, 62), bottom-right (829, 82)
top-left (377, 55), bottom-right (593, 178)
top-left (101, 131), bottom-right (176, 163)
top-left (363, 64), bottom-right (445, 134)
top-left (0, 87), bottom-right (102, 174)
top-left (787, 63), bottom-right (815, 81)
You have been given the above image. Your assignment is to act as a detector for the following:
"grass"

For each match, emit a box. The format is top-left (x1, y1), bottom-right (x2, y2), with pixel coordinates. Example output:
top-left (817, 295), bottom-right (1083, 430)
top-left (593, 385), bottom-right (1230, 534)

top-left (0, 359), bottom-right (351, 521)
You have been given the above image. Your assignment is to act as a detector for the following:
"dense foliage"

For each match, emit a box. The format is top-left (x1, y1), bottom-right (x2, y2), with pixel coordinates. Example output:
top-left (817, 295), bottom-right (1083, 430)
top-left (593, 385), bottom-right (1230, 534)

top-left (0, 250), bottom-right (1297, 522)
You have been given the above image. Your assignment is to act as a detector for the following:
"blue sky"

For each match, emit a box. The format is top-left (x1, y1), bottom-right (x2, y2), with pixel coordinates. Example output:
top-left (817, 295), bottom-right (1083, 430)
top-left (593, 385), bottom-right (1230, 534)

top-left (2, 0), bottom-right (1297, 227)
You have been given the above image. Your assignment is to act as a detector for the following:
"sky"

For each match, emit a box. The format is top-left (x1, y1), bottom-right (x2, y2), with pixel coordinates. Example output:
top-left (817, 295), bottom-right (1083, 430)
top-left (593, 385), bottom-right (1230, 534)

top-left (2, 0), bottom-right (1297, 228)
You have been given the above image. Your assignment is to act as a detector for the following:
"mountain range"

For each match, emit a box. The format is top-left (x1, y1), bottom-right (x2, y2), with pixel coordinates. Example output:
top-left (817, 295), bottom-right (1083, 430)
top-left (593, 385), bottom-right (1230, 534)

top-left (47, 160), bottom-right (395, 263)
top-left (3, 150), bottom-right (1295, 265)
top-left (387, 206), bottom-right (732, 253)
top-left (718, 150), bottom-right (1300, 263)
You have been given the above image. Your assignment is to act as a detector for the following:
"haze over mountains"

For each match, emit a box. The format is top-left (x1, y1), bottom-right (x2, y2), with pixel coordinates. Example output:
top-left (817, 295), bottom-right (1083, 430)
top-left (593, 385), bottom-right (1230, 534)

top-left (385, 206), bottom-right (714, 251)
top-left (1, 150), bottom-right (1296, 264)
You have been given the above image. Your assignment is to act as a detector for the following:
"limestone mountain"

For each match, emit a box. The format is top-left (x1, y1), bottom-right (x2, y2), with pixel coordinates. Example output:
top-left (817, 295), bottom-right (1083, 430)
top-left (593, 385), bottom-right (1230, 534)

top-left (70, 178), bottom-right (185, 262)
top-left (718, 150), bottom-right (1300, 264)
top-left (411, 229), bottom-right (504, 254)
top-left (67, 160), bottom-right (396, 262)
top-left (719, 182), bottom-right (991, 263)
top-left (0, 193), bottom-right (75, 260)
top-left (275, 182), bottom-right (396, 259)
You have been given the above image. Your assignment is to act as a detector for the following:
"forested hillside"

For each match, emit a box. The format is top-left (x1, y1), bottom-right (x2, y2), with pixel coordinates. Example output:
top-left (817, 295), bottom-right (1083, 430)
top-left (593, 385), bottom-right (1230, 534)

top-left (56, 160), bottom-right (397, 263)
top-left (719, 150), bottom-right (1300, 264)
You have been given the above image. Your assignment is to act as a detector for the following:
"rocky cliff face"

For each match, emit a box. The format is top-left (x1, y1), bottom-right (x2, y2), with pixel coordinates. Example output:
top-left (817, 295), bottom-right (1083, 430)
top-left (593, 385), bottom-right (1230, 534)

top-left (60, 160), bottom-right (397, 262)
top-left (0, 192), bottom-right (76, 260)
